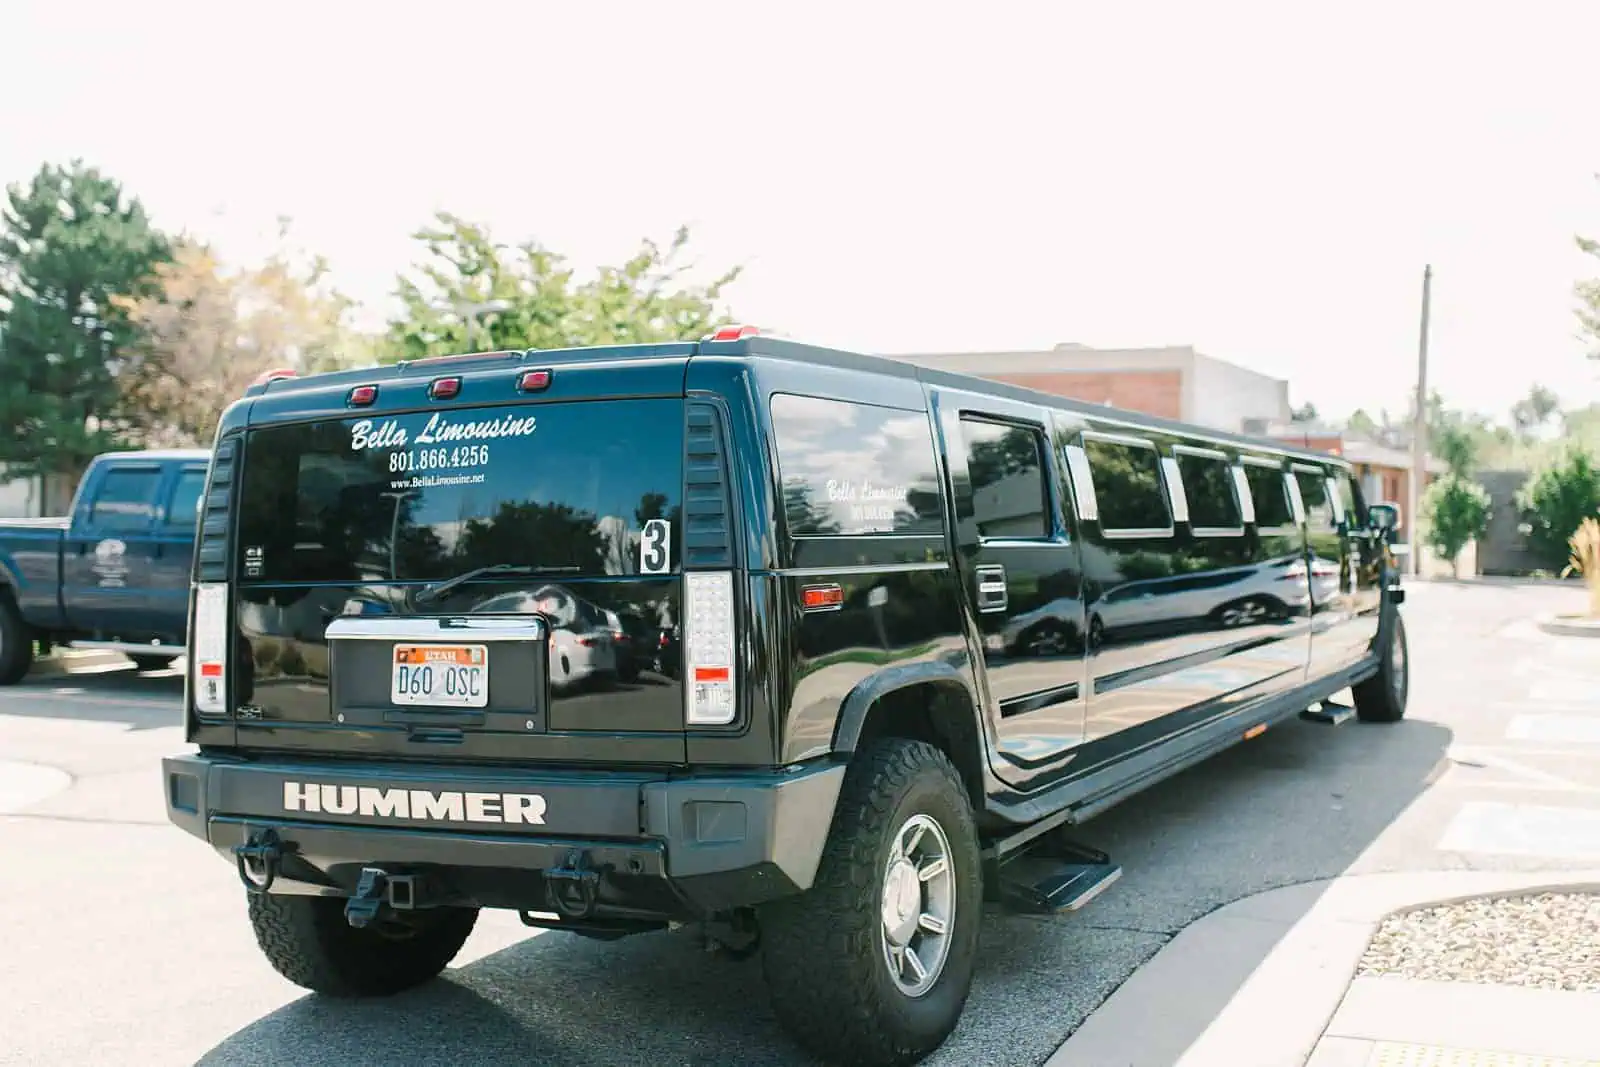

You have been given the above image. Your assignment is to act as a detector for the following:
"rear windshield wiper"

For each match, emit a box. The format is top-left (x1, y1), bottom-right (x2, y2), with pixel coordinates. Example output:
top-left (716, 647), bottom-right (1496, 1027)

top-left (413, 563), bottom-right (579, 606)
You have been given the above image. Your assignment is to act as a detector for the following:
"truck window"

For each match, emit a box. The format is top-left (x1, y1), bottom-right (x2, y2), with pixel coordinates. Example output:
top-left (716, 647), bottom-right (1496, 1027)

top-left (88, 467), bottom-right (162, 532)
top-left (1242, 460), bottom-right (1295, 528)
top-left (1173, 449), bottom-right (1242, 532)
top-left (770, 394), bottom-right (944, 537)
top-left (1293, 470), bottom-right (1336, 531)
top-left (164, 469), bottom-right (207, 530)
top-left (958, 417), bottom-right (1050, 540)
top-left (1334, 469), bottom-right (1368, 527)
top-left (1083, 437), bottom-right (1170, 534)
top-left (234, 398), bottom-right (684, 584)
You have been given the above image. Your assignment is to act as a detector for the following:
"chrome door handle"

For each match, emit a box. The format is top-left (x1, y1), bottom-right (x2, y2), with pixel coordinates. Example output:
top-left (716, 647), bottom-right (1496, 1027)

top-left (975, 564), bottom-right (1008, 613)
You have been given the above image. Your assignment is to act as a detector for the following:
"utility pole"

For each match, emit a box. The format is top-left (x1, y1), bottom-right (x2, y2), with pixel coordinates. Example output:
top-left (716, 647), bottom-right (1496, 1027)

top-left (1407, 264), bottom-right (1432, 577)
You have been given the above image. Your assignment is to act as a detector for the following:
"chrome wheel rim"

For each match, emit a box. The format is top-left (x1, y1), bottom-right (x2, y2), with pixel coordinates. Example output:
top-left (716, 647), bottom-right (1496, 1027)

top-left (878, 812), bottom-right (955, 998)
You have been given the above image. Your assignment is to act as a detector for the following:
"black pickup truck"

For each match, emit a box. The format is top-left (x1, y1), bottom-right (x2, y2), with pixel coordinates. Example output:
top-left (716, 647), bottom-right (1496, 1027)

top-left (0, 448), bottom-right (211, 682)
top-left (161, 332), bottom-right (1409, 1066)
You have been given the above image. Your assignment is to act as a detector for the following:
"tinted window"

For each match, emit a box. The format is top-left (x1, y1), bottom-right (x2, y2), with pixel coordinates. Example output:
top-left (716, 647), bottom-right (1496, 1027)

top-left (1242, 462), bottom-right (1294, 527)
top-left (771, 394), bottom-right (943, 536)
top-left (1175, 451), bottom-right (1241, 530)
top-left (1084, 438), bottom-right (1170, 532)
top-left (235, 399), bottom-right (683, 583)
top-left (1336, 470), bottom-right (1368, 527)
top-left (959, 418), bottom-right (1049, 539)
top-left (1294, 470), bottom-right (1336, 530)
top-left (164, 469), bottom-right (207, 529)
top-left (89, 468), bottom-right (161, 531)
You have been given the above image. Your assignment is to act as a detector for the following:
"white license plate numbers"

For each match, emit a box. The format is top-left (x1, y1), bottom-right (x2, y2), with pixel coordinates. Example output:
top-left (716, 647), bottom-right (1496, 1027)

top-left (391, 644), bottom-right (489, 708)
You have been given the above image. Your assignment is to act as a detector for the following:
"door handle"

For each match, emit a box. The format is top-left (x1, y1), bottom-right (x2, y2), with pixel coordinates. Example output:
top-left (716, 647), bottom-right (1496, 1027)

top-left (975, 564), bottom-right (1008, 614)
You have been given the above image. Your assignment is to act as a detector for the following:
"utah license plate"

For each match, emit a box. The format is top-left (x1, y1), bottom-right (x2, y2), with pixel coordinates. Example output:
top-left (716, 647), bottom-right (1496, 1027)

top-left (391, 644), bottom-right (489, 708)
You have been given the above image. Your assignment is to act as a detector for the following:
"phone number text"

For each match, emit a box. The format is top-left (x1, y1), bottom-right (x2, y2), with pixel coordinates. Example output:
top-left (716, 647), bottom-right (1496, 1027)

top-left (387, 445), bottom-right (491, 473)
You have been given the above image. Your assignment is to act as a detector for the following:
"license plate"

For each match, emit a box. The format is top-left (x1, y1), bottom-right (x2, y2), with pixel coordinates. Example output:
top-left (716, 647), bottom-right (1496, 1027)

top-left (391, 644), bottom-right (489, 708)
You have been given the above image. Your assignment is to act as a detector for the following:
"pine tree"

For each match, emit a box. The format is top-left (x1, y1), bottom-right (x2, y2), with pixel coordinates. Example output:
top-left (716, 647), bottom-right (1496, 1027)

top-left (0, 161), bottom-right (170, 508)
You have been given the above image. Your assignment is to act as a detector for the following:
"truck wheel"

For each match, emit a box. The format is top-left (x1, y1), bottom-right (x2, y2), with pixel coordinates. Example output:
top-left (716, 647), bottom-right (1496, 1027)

top-left (759, 738), bottom-right (982, 1066)
top-left (1354, 610), bottom-right (1409, 723)
top-left (247, 893), bottom-right (478, 998)
top-left (0, 595), bottom-right (34, 685)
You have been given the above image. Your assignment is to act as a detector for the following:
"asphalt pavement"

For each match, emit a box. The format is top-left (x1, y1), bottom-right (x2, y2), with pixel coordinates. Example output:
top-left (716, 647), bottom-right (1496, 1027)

top-left (0, 580), bottom-right (1594, 1066)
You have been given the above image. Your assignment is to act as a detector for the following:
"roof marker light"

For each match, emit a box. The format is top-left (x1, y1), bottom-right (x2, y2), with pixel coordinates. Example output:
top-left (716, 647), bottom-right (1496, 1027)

top-left (430, 377), bottom-right (462, 400)
top-left (348, 385), bottom-right (378, 406)
top-left (705, 324), bottom-right (761, 342)
top-left (517, 368), bottom-right (552, 392)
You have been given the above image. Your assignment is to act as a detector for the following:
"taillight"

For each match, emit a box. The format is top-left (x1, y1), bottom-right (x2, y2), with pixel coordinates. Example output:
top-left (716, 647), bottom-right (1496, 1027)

top-left (191, 582), bottom-right (231, 716)
top-left (684, 571), bottom-right (736, 726)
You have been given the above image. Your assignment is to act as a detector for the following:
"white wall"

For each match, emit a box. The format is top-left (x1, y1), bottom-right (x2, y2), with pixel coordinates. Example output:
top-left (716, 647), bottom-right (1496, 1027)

top-left (0, 467), bottom-right (41, 518)
top-left (1187, 353), bottom-right (1291, 433)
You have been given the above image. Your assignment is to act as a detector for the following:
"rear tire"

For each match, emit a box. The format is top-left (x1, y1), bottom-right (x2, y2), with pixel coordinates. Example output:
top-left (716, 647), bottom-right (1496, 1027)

top-left (247, 893), bottom-right (478, 997)
top-left (1354, 610), bottom-right (1409, 723)
top-left (759, 738), bottom-right (983, 1066)
top-left (0, 594), bottom-right (34, 685)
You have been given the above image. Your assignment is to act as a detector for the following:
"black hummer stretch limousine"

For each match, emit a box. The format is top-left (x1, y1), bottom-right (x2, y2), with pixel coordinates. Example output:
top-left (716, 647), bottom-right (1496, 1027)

top-left (162, 328), bottom-right (1410, 1065)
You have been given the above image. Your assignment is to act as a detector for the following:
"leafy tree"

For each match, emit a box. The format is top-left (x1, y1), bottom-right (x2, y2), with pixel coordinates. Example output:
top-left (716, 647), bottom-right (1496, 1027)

top-left (0, 160), bottom-right (170, 506)
top-left (1290, 401), bottom-right (1318, 423)
top-left (1574, 186), bottom-right (1600, 360)
top-left (1433, 422), bottom-right (1479, 476)
top-left (386, 213), bottom-right (742, 361)
top-left (1420, 474), bottom-right (1491, 577)
top-left (1510, 384), bottom-right (1561, 438)
top-left (117, 226), bottom-right (365, 447)
top-left (1516, 446), bottom-right (1600, 570)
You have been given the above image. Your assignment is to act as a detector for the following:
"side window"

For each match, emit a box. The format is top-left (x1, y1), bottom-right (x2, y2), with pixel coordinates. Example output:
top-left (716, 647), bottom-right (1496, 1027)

top-left (1242, 460), bottom-right (1295, 528)
top-left (1174, 449), bottom-right (1243, 532)
top-left (1084, 437), bottom-right (1171, 534)
top-left (958, 417), bottom-right (1051, 539)
top-left (164, 469), bottom-right (208, 531)
top-left (1336, 470), bottom-right (1368, 528)
top-left (771, 394), bottom-right (945, 537)
top-left (88, 468), bottom-right (162, 532)
top-left (1293, 469), bottom-right (1336, 530)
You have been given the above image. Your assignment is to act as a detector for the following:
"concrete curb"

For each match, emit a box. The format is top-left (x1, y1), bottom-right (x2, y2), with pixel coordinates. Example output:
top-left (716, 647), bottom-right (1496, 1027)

top-left (1044, 868), bottom-right (1600, 1067)
top-left (1538, 614), bottom-right (1600, 639)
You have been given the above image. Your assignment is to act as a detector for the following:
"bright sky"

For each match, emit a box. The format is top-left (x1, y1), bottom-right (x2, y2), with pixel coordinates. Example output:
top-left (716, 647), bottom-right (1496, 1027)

top-left (6, 1), bottom-right (1600, 424)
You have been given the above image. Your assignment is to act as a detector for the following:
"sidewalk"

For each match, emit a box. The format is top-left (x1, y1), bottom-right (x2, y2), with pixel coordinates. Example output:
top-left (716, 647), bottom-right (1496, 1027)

top-left (1046, 870), bottom-right (1600, 1067)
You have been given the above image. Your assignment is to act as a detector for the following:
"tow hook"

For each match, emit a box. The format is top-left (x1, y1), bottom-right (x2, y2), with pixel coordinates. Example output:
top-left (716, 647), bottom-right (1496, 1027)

top-left (545, 850), bottom-right (602, 920)
top-left (233, 828), bottom-right (286, 894)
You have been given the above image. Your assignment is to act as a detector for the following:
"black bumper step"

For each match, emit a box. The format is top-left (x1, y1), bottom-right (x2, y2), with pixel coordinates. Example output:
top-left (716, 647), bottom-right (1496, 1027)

top-left (996, 855), bottom-right (1123, 914)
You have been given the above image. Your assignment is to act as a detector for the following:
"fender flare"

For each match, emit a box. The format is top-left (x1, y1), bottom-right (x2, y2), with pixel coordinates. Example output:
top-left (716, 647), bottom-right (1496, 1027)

top-left (830, 659), bottom-right (982, 756)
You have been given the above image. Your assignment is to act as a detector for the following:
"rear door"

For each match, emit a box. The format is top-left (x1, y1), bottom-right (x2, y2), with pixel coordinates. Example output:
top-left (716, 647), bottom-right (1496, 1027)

top-left (933, 387), bottom-right (1088, 778)
top-left (225, 376), bottom-right (692, 766)
top-left (1291, 462), bottom-right (1365, 678)
top-left (62, 461), bottom-right (164, 637)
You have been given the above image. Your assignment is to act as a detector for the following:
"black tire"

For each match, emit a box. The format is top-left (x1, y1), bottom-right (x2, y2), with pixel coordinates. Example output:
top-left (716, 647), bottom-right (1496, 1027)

top-left (1354, 609), bottom-right (1409, 723)
top-left (0, 594), bottom-right (34, 685)
top-left (247, 892), bottom-right (478, 998)
top-left (759, 738), bottom-right (983, 1066)
top-left (129, 654), bottom-right (173, 673)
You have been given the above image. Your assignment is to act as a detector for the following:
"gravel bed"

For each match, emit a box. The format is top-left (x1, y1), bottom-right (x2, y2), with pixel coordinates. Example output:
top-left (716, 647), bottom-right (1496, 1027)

top-left (1357, 892), bottom-right (1600, 991)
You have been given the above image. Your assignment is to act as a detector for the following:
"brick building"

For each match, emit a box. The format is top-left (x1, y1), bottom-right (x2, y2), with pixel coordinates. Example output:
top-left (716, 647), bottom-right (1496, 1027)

top-left (888, 341), bottom-right (1442, 514)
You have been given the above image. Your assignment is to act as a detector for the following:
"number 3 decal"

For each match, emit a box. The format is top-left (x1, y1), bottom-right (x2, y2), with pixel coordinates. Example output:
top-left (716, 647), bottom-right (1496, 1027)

top-left (640, 519), bottom-right (671, 575)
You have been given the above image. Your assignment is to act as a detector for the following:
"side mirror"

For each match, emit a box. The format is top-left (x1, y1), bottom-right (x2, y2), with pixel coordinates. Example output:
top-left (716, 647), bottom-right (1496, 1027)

top-left (1368, 502), bottom-right (1402, 535)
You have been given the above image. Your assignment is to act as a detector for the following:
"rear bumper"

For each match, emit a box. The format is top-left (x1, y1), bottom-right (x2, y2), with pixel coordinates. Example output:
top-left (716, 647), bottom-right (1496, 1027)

top-left (162, 753), bottom-right (845, 915)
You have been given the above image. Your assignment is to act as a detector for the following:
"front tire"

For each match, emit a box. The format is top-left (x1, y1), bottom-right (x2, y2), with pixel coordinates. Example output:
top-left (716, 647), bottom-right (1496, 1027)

top-left (759, 738), bottom-right (982, 1066)
top-left (247, 893), bottom-right (478, 997)
top-left (1354, 609), bottom-right (1409, 723)
top-left (0, 595), bottom-right (34, 685)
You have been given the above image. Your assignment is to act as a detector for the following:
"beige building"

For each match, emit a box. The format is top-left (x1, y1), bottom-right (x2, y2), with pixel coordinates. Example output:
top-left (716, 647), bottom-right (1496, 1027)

top-left (885, 343), bottom-right (1293, 435)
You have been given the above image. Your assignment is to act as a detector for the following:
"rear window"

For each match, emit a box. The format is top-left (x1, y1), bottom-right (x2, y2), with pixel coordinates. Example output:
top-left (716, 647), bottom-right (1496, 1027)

top-left (235, 399), bottom-right (683, 584)
top-left (771, 394), bottom-right (944, 537)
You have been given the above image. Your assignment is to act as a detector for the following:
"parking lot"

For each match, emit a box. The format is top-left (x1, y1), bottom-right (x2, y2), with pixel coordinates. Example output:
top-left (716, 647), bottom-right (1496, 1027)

top-left (1, 580), bottom-right (1596, 1066)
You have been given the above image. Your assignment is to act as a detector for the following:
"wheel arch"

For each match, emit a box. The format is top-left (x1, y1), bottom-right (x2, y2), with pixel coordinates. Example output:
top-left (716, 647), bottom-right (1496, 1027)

top-left (831, 663), bottom-right (989, 810)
